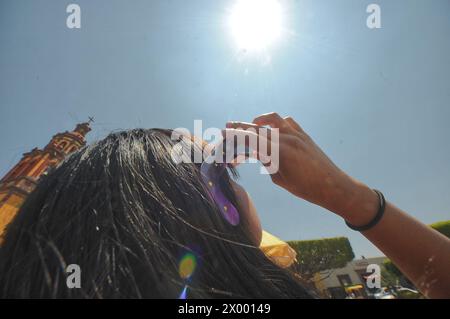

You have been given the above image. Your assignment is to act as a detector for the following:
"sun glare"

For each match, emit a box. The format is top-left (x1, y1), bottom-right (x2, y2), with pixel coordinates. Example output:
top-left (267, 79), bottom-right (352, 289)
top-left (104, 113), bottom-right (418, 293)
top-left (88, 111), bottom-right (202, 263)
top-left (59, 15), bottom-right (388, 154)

top-left (228, 0), bottom-right (283, 52)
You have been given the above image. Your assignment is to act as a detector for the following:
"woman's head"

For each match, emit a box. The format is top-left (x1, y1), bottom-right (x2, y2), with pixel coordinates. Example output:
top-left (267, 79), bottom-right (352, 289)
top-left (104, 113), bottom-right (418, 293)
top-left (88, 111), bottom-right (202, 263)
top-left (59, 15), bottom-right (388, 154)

top-left (0, 129), bottom-right (313, 298)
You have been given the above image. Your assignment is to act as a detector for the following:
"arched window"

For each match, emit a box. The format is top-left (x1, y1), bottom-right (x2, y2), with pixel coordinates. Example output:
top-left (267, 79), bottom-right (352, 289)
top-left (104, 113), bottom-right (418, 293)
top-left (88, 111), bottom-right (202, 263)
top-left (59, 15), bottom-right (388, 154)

top-left (58, 141), bottom-right (68, 149)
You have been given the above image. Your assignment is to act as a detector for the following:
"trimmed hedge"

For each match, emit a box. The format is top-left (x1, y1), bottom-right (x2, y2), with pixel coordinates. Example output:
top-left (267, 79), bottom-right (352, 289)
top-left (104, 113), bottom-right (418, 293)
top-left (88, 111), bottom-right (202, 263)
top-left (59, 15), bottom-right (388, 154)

top-left (287, 237), bottom-right (355, 278)
top-left (430, 220), bottom-right (450, 238)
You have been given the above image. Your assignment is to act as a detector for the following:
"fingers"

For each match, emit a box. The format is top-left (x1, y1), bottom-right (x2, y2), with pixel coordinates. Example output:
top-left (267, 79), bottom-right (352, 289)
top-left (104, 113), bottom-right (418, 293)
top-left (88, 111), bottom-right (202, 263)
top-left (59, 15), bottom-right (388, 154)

top-left (283, 116), bottom-right (305, 134)
top-left (222, 128), bottom-right (273, 164)
top-left (253, 112), bottom-right (286, 129)
top-left (252, 112), bottom-right (305, 136)
top-left (225, 121), bottom-right (277, 144)
top-left (226, 121), bottom-right (262, 130)
top-left (222, 127), bottom-right (269, 148)
top-left (226, 113), bottom-right (305, 141)
top-left (228, 114), bottom-right (290, 130)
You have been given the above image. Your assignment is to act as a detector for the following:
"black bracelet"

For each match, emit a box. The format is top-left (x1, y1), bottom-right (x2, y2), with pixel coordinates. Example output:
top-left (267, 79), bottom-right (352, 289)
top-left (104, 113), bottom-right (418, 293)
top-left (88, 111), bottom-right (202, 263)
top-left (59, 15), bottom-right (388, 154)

top-left (345, 189), bottom-right (386, 231)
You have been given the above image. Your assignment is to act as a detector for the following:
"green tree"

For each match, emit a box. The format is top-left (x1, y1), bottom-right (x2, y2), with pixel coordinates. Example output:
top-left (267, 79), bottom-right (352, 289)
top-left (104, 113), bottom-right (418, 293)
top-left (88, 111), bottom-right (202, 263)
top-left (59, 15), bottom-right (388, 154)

top-left (287, 237), bottom-right (355, 280)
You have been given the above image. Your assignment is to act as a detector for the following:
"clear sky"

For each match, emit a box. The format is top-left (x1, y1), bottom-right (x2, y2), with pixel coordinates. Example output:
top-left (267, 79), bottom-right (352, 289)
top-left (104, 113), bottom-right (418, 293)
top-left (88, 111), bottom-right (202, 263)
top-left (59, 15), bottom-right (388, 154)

top-left (1, 0), bottom-right (449, 257)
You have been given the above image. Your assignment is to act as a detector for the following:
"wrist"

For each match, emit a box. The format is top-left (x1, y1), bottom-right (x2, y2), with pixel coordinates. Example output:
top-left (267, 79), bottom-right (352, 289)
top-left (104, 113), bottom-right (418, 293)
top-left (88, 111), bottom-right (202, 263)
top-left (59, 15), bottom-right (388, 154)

top-left (324, 175), bottom-right (379, 226)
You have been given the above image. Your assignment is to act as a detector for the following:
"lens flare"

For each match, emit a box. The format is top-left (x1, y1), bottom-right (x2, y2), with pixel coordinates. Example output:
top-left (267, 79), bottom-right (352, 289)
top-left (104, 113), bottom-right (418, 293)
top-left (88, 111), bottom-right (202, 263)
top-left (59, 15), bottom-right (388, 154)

top-left (179, 285), bottom-right (188, 299)
top-left (178, 252), bottom-right (197, 279)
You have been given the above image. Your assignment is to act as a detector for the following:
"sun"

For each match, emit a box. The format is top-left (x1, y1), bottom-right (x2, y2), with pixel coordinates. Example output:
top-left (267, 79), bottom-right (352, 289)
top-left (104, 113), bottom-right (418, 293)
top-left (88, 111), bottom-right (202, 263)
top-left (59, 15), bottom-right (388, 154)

top-left (228, 0), bottom-right (284, 52)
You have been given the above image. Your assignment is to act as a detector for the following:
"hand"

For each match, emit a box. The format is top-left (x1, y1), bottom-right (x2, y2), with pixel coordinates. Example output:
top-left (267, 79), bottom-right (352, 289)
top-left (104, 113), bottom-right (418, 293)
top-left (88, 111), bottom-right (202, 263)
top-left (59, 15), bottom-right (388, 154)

top-left (226, 112), bottom-right (378, 224)
top-left (228, 113), bottom-right (450, 299)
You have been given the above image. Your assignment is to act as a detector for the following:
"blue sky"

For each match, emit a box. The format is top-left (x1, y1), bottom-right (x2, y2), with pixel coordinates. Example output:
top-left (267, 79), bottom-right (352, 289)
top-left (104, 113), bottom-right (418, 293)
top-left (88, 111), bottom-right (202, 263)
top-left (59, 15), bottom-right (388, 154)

top-left (1, 0), bottom-right (449, 257)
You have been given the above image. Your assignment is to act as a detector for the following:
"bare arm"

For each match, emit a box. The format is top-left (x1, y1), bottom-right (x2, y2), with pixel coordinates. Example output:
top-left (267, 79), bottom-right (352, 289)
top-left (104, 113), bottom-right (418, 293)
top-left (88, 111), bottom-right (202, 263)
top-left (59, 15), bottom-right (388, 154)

top-left (226, 112), bottom-right (450, 298)
top-left (338, 181), bottom-right (450, 298)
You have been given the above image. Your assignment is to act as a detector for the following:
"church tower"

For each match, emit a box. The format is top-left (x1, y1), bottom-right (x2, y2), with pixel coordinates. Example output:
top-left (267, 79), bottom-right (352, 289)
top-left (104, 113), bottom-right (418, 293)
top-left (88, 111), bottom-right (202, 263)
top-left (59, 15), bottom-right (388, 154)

top-left (0, 122), bottom-right (91, 236)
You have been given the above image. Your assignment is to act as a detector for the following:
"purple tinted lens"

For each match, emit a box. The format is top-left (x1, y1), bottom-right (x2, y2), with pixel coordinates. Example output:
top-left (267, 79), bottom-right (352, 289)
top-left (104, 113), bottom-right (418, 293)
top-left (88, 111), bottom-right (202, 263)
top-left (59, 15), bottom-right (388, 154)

top-left (200, 160), bottom-right (221, 183)
top-left (210, 185), bottom-right (239, 226)
top-left (200, 160), bottom-right (240, 226)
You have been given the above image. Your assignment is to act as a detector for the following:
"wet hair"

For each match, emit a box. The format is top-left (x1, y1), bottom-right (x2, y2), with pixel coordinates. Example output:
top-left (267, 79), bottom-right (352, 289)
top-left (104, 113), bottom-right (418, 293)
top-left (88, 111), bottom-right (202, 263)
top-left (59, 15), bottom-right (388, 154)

top-left (0, 129), bottom-right (314, 298)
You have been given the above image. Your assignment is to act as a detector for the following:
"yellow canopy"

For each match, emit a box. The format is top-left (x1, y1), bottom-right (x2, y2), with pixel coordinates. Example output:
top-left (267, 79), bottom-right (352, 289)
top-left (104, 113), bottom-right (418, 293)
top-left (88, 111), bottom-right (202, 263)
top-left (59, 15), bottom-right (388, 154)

top-left (259, 230), bottom-right (297, 268)
top-left (344, 285), bottom-right (364, 293)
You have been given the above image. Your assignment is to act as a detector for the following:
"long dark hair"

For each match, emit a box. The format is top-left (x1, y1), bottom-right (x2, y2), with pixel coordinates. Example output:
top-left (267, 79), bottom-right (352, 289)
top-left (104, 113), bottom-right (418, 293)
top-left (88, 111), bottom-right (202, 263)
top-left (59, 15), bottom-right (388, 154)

top-left (0, 129), bottom-right (313, 298)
